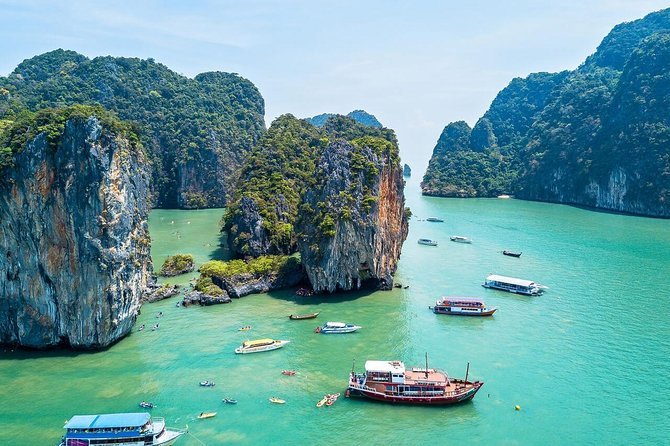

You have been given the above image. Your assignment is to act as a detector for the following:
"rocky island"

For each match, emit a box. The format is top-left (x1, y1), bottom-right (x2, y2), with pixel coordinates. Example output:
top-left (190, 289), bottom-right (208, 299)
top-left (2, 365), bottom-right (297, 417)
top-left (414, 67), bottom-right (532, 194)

top-left (222, 114), bottom-right (409, 292)
top-left (0, 106), bottom-right (151, 348)
top-left (422, 8), bottom-right (670, 217)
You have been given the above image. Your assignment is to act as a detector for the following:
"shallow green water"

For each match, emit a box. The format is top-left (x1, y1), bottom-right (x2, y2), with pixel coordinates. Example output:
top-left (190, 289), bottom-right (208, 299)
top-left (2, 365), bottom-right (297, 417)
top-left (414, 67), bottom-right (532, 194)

top-left (2, 180), bottom-right (670, 445)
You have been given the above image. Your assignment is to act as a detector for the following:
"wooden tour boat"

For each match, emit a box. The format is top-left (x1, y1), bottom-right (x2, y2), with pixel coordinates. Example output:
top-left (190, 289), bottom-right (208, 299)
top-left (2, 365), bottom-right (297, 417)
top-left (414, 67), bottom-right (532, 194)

top-left (347, 357), bottom-right (483, 405)
top-left (288, 312), bottom-right (319, 320)
top-left (430, 297), bottom-right (497, 316)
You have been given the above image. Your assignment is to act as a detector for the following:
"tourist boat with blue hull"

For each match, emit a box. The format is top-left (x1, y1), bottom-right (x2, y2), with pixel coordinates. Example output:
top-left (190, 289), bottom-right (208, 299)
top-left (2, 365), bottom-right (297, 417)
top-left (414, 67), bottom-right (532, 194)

top-left (315, 321), bottom-right (361, 334)
top-left (483, 274), bottom-right (545, 296)
top-left (58, 412), bottom-right (186, 446)
top-left (346, 358), bottom-right (483, 405)
top-left (430, 297), bottom-right (497, 316)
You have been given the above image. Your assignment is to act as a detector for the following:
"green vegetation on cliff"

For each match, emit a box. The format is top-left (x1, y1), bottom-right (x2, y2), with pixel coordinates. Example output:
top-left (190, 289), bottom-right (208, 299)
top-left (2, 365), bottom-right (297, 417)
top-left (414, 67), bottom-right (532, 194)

top-left (159, 254), bottom-right (195, 277)
top-left (423, 8), bottom-right (670, 216)
top-left (0, 49), bottom-right (265, 208)
top-left (307, 110), bottom-right (383, 128)
top-left (224, 114), bottom-right (401, 257)
top-left (0, 104), bottom-right (141, 173)
top-left (199, 255), bottom-right (300, 279)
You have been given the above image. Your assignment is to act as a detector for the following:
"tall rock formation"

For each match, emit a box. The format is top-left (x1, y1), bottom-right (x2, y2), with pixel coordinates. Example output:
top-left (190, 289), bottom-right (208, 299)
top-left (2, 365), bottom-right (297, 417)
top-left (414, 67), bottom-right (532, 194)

top-left (297, 138), bottom-right (408, 292)
top-left (423, 8), bottom-right (670, 217)
top-left (0, 50), bottom-right (265, 208)
top-left (0, 106), bottom-right (151, 348)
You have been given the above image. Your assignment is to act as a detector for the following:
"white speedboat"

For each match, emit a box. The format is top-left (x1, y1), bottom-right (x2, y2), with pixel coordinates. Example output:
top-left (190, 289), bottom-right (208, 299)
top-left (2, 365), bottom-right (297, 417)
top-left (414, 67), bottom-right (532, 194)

top-left (59, 413), bottom-right (186, 446)
top-left (234, 338), bottom-right (290, 354)
top-left (418, 238), bottom-right (438, 246)
top-left (450, 235), bottom-right (472, 243)
top-left (315, 322), bottom-right (361, 334)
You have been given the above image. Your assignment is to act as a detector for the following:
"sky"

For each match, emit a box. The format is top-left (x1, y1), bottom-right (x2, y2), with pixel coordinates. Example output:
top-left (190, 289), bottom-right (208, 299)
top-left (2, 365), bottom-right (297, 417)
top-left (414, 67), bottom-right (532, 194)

top-left (1, 0), bottom-right (669, 175)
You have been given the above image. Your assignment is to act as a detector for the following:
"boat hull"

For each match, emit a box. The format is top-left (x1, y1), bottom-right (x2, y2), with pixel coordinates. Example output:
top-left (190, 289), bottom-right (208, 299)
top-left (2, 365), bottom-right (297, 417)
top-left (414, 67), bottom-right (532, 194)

top-left (235, 340), bottom-right (289, 354)
top-left (432, 307), bottom-right (497, 316)
top-left (482, 284), bottom-right (540, 296)
top-left (289, 312), bottom-right (319, 320)
top-left (347, 381), bottom-right (483, 405)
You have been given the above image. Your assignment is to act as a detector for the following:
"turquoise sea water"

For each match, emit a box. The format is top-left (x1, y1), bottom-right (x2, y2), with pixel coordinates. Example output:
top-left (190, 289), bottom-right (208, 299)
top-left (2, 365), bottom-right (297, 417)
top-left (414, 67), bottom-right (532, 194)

top-left (2, 177), bottom-right (670, 445)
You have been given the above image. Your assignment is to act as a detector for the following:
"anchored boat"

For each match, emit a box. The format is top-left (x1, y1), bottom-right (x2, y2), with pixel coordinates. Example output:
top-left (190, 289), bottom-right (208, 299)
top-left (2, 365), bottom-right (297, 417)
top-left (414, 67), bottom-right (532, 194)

top-left (483, 274), bottom-right (544, 296)
top-left (235, 338), bottom-right (290, 354)
top-left (430, 297), bottom-right (497, 316)
top-left (347, 358), bottom-right (483, 405)
top-left (450, 235), bottom-right (472, 243)
top-left (418, 238), bottom-right (438, 246)
top-left (58, 412), bottom-right (186, 446)
top-left (288, 312), bottom-right (319, 320)
top-left (426, 217), bottom-right (444, 222)
top-left (315, 321), bottom-right (361, 334)
top-left (502, 250), bottom-right (522, 257)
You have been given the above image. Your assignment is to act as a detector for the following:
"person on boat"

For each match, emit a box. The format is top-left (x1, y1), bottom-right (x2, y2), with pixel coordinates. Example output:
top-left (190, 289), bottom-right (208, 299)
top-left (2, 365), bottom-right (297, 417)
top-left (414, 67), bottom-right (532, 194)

top-left (138, 324), bottom-right (145, 331)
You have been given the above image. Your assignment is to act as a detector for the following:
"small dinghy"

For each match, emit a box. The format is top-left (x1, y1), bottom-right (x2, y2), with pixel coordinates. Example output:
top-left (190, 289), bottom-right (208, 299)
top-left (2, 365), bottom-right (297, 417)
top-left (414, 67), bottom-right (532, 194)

top-left (288, 312), bottom-right (319, 320)
top-left (198, 412), bottom-right (217, 419)
top-left (502, 250), bottom-right (522, 258)
top-left (199, 381), bottom-right (215, 387)
top-left (139, 401), bottom-right (155, 409)
top-left (281, 370), bottom-right (296, 376)
top-left (269, 397), bottom-right (286, 404)
top-left (223, 398), bottom-right (238, 404)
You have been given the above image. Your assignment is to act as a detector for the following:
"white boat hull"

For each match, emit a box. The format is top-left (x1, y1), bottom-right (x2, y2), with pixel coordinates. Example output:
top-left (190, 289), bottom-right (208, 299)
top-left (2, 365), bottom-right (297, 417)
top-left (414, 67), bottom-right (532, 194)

top-left (235, 340), bottom-right (290, 354)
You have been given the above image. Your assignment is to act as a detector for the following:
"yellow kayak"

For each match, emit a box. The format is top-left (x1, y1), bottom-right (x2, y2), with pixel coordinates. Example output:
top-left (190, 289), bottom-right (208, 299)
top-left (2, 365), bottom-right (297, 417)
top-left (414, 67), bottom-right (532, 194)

top-left (269, 397), bottom-right (285, 404)
top-left (198, 412), bottom-right (217, 419)
top-left (316, 397), bottom-right (328, 408)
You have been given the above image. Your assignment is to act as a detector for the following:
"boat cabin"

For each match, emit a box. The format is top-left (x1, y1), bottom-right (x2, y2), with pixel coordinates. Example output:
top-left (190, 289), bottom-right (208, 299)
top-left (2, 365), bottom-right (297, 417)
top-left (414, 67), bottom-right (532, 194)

top-left (484, 274), bottom-right (542, 295)
top-left (62, 413), bottom-right (160, 445)
top-left (437, 297), bottom-right (485, 308)
top-left (365, 360), bottom-right (406, 384)
top-left (242, 338), bottom-right (276, 348)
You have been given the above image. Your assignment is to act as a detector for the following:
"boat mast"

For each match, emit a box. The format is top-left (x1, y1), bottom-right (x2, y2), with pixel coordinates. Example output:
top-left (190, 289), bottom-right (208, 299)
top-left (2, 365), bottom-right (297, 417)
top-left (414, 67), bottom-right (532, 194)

top-left (351, 359), bottom-right (355, 375)
top-left (465, 362), bottom-right (470, 383)
top-left (425, 352), bottom-right (429, 378)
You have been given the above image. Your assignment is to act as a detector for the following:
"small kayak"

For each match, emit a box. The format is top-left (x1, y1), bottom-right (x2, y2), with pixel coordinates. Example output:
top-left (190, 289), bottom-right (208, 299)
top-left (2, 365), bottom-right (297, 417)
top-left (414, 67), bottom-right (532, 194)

top-left (198, 412), bottom-right (217, 419)
top-left (269, 397), bottom-right (285, 404)
top-left (316, 397), bottom-right (328, 407)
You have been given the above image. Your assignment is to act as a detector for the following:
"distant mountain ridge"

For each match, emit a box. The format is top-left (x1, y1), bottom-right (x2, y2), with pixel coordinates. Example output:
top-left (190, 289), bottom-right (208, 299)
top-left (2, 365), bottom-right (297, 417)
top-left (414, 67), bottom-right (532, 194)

top-left (0, 49), bottom-right (265, 208)
top-left (307, 110), bottom-right (383, 128)
top-left (422, 8), bottom-right (670, 217)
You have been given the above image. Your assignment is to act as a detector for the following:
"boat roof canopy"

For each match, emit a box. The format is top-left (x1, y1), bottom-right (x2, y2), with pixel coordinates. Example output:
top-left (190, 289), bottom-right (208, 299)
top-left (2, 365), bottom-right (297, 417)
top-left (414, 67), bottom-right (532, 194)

top-left (486, 274), bottom-right (536, 287)
top-left (65, 413), bottom-right (150, 429)
top-left (365, 360), bottom-right (406, 374)
top-left (325, 322), bottom-right (346, 327)
top-left (243, 338), bottom-right (275, 347)
top-left (440, 296), bottom-right (484, 304)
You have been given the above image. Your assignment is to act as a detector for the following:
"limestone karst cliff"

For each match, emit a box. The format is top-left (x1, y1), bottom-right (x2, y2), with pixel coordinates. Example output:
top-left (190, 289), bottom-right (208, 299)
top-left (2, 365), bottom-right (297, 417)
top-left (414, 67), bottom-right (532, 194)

top-left (0, 106), bottom-right (151, 348)
top-left (297, 138), bottom-right (408, 292)
top-left (422, 8), bottom-right (670, 217)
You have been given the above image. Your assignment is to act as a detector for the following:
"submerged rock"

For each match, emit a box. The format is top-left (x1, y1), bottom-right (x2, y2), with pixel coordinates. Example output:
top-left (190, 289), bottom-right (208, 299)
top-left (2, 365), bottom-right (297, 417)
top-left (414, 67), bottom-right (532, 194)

top-left (297, 138), bottom-right (409, 292)
top-left (0, 109), bottom-right (151, 349)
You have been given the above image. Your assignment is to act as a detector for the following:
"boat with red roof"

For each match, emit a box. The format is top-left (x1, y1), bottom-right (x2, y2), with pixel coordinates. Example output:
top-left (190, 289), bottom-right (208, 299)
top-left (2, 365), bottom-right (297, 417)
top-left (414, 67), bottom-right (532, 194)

top-left (346, 357), bottom-right (483, 405)
top-left (429, 297), bottom-right (497, 316)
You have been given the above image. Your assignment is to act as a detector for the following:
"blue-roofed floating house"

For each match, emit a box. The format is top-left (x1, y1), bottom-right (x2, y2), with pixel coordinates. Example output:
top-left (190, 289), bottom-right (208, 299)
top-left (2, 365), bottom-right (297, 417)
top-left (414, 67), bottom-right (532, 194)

top-left (59, 412), bottom-right (186, 446)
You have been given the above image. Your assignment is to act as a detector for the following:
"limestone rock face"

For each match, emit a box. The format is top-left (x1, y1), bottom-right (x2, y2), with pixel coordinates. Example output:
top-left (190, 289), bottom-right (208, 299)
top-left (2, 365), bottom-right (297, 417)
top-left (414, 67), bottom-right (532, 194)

top-left (226, 196), bottom-right (273, 257)
top-left (0, 116), bottom-right (151, 349)
top-left (210, 263), bottom-right (305, 298)
top-left (298, 140), bottom-right (408, 292)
